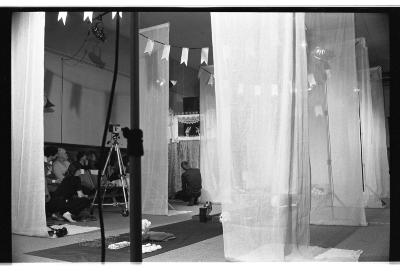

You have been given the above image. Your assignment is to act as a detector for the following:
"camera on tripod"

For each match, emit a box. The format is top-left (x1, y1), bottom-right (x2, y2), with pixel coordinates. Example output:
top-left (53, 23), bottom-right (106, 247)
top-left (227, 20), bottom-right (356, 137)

top-left (109, 124), bottom-right (121, 134)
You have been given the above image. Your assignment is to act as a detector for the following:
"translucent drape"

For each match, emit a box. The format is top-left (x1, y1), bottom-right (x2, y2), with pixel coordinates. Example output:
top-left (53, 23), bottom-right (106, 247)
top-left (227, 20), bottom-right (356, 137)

top-left (12, 12), bottom-right (48, 237)
top-left (211, 13), bottom-right (310, 261)
top-left (168, 141), bottom-right (200, 196)
top-left (139, 23), bottom-right (169, 215)
top-left (356, 39), bottom-right (384, 208)
top-left (199, 66), bottom-right (220, 202)
top-left (307, 13), bottom-right (367, 226)
top-left (369, 66), bottom-right (390, 199)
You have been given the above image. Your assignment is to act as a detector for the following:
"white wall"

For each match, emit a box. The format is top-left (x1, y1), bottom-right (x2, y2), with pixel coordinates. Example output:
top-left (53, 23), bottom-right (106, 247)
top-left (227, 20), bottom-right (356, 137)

top-left (44, 51), bottom-right (130, 147)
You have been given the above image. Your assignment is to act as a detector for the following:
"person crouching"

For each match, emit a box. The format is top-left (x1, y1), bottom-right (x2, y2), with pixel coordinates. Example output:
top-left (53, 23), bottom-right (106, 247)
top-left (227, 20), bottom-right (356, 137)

top-left (174, 161), bottom-right (202, 206)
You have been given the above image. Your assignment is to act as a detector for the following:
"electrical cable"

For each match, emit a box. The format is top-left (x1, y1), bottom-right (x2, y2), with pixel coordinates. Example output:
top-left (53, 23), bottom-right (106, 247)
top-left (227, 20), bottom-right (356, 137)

top-left (96, 12), bottom-right (120, 263)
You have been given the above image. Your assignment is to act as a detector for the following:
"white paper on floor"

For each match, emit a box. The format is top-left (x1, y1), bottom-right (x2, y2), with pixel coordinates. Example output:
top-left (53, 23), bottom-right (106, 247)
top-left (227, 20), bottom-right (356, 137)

top-left (168, 210), bottom-right (192, 216)
top-left (108, 241), bottom-right (162, 253)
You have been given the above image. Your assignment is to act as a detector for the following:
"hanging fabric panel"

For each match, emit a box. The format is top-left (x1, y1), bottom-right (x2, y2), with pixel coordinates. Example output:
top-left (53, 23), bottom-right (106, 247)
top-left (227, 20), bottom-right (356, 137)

top-left (306, 13), bottom-right (367, 226)
top-left (369, 67), bottom-right (390, 199)
top-left (356, 39), bottom-right (384, 208)
top-left (168, 140), bottom-right (200, 196)
top-left (199, 66), bottom-right (220, 202)
top-left (211, 12), bottom-right (311, 261)
top-left (12, 12), bottom-right (48, 237)
top-left (139, 23), bottom-right (169, 215)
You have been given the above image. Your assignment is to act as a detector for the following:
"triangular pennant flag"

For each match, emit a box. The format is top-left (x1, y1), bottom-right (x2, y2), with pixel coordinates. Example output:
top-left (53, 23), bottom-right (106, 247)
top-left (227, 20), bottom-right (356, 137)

top-left (58, 12), bottom-right (68, 25)
top-left (161, 45), bottom-right (170, 61)
top-left (112, 12), bottom-right (123, 19)
top-left (181, 48), bottom-right (189, 66)
top-left (83, 12), bottom-right (93, 22)
top-left (314, 105), bottom-right (324, 117)
top-left (201, 48), bottom-right (209, 65)
top-left (207, 74), bottom-right (214, 86)
top-left (144, 39), bottom-right (154, 55)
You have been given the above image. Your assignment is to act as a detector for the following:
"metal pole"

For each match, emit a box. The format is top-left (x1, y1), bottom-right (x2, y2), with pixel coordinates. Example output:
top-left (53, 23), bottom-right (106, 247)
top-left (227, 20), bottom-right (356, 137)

top-left (130, 11), bottom-right (142, 262)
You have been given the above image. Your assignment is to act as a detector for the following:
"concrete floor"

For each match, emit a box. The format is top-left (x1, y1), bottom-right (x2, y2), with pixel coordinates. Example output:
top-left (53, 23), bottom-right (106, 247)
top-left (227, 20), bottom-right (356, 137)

top-left (12, 201), bottom-right (389, 262)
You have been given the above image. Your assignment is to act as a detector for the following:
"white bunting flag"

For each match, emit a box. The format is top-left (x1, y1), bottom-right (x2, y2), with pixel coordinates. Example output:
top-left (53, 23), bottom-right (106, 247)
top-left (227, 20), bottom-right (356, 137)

top-left (170, 80), bottom-right (177, 86)
top-left (112, 12), bottom-right (123, 19)
top-left (144, 39), bottom-right (154, 55)
top-left (314, 105), bottom-right (324, 117)
top-left (161, 45), bottom-right (171, 61)
top-left (201, 48), bottom-right (209, 65)
top-left (181, 48), bottom-right (189, 66)
top-left (83, 12), bottom-right (93, 22)
top-left (207, 75), bottom-right (214, 86)
top-left (58, 12), bottom-right (68, 25)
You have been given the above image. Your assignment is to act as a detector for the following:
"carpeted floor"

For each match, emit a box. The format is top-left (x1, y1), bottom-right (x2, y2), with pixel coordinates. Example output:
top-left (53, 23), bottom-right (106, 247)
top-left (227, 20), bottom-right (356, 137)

top-left (27, 218), bottom-right (222, 262)
top-left (27, 218), bottom-right (361, 262)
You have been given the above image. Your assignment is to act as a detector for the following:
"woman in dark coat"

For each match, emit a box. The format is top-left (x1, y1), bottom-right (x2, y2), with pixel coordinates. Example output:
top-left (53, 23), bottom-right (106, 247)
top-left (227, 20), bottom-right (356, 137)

top-left (47, 162), bottom-right (91, 222)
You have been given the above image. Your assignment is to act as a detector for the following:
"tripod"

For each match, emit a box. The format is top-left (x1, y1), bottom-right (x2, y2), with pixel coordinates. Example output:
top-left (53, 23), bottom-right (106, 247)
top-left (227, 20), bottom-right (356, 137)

top-left (90, 132), bottom-right (130, 217)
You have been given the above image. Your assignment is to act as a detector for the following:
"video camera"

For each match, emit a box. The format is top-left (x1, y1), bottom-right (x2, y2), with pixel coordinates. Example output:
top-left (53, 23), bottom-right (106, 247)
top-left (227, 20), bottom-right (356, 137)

top-left (109, 124), bottom-right (121, 134)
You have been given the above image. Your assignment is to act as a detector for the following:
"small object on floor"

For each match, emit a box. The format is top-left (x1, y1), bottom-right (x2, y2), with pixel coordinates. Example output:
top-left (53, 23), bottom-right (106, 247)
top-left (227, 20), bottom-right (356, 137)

top-left (108, 241), bottom-right (130, 250)
top-left (142, 243), bottom-right (162, 253)
top-left (48, 226), bottom-right (68, 238)
top-left (145, 231), bottom-right (176, 242)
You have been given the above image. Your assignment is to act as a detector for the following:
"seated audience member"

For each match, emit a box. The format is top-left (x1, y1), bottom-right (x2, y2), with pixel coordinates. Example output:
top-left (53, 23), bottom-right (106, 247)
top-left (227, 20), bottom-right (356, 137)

top-left (174, 161), bottom-right (202, 206)
top-left (50, 162), bottom-right (93, 222)
top-left (44, 146), bottom-right (64, 220)
top-left (75, 152), bottom-right (97, 196)
top-left (52, 147), bottom-right (70, 182)
top-left (87, 150), bottom-right (99, 170)
top-left (76, 151), bottom-right (89, 170)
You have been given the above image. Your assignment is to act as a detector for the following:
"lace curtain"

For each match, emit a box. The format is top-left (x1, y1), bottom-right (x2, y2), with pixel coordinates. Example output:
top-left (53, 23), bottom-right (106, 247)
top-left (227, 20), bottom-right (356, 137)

top-left (307, 13), bottom-right (367, 226)
top-left (139, 23), bottom-right (169, 215)
top-left (199, 66), bottom-right (220, 202)
top-left (211, 12), bottom-right (310, 261)
top-left (12, 12), bottom-right (48, 237)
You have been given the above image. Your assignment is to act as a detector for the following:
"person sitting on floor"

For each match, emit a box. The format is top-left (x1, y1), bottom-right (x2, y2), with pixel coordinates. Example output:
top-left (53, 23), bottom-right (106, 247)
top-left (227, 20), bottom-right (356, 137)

top-left (52, 147), bottom-right (70, 183)
top-left (76, 151), bottom-right (89, 170)
top-left (174, 161), bottom-right (202, 206)
top-left (49, 161), bottom-right (93, 222)
top-left (44, 146), bottom-right (64, 221)
top-left (74, 151), bottom-right (96, 196)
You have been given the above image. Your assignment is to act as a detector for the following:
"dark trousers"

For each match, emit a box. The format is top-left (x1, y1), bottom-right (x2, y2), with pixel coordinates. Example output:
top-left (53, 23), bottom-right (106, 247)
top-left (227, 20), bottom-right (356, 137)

top-left (46, 195), bottom-right (90, 217)
top-left (66, 197), bottom-right (91, 216)
top-left (174, 190), bottom-right (200, 202)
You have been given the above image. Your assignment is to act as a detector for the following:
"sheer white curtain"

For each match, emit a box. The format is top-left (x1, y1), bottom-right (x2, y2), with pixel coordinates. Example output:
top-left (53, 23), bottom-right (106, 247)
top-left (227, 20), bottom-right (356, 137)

top-left (12, 12), bottom-right (48, 237)
top-left (211, 13), bottom-right (310, 261)
top-left (306, 13), bottom-right (367, 226)
top-left (139, 23), bottom-right (169, 215)
top-left (356, 39), bottom-right (385, 208)
top-left (199, 66), bottom-right (220, 202)
top-left (369, 67), bottom-right (390, 199)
